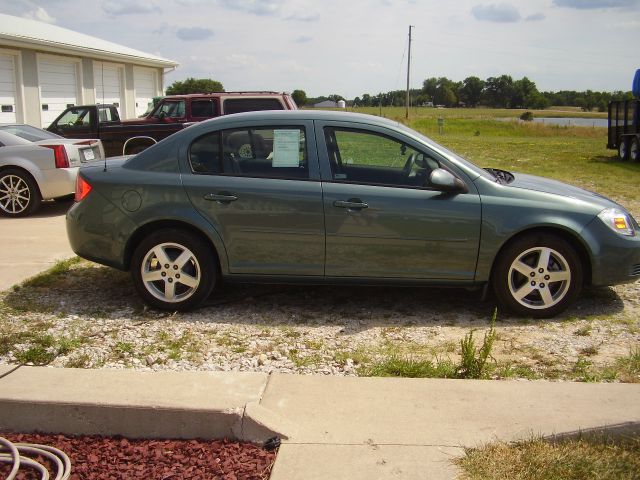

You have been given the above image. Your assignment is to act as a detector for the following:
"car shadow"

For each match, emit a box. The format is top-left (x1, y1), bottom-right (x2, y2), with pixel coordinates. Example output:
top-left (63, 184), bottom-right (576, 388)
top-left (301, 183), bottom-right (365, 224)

top-left (1, 264), bottom-right (626, 330)
top-left (30, 198), bottom-right (74, 218)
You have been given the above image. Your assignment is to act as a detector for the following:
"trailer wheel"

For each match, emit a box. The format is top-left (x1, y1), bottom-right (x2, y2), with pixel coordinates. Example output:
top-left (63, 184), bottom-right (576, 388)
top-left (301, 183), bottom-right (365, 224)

top-left (630, 137), bottom-right (640, 162)
top-left (618, 138), bottom-right (629, 160)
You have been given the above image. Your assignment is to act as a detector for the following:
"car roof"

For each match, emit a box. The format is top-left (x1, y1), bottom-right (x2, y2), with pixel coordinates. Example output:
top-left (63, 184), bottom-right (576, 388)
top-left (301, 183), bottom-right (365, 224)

top-left (197, 109), bottom-right (403, 128)
top-left (162, 92), bottom-right (289, 99)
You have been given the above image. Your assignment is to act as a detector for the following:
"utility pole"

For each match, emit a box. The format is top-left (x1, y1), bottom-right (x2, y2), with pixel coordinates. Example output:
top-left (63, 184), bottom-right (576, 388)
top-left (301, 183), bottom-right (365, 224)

top-left (405, 25), bottom-right (414, 120)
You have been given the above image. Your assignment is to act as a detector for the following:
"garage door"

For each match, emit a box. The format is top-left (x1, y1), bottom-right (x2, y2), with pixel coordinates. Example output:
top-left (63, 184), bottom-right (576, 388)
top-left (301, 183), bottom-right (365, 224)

top-left (0, 53), bottom-right (17, 123)
top-left (134, 68), bottom-right (156, 117)
top-left (39, 57), bottom-right (78, 127)
top-left (94, 62), bottom-right (123, 117)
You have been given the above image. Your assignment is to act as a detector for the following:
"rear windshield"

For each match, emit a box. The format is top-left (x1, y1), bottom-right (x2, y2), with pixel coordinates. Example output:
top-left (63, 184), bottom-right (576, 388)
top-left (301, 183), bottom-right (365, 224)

top-left (0, 125), bottom-right (62, 142)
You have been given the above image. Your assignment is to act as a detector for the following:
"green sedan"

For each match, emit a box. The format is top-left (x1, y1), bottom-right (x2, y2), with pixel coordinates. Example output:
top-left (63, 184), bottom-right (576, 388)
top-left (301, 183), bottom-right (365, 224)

top-left (67, 111), bottom-right (640, 317)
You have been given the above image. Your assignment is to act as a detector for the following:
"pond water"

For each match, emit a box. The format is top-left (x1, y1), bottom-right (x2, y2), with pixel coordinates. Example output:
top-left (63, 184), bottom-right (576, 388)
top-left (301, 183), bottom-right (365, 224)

top-left (532, 117), bottom-right (608, 127)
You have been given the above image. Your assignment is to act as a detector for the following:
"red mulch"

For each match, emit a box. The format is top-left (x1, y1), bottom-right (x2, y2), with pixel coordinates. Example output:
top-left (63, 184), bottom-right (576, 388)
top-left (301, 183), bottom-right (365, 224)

top-left (0, 432), bottom-right (276, 479)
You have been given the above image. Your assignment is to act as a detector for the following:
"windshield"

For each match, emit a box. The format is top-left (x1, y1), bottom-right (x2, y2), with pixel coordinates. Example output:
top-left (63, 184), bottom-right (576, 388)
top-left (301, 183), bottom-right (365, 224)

top-left (0, 124), bottom-right (62, 142)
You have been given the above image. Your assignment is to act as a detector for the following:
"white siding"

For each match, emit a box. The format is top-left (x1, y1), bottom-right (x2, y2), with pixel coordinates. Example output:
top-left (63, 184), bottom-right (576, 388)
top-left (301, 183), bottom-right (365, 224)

top-left (94, 62), bottom-right (123, 116)
top-left (133, 67), bottom-right (156, 117)
top-left (0, 53), bottom-right (17, 123)
top-left (38, 56), bottom-right (78, 127)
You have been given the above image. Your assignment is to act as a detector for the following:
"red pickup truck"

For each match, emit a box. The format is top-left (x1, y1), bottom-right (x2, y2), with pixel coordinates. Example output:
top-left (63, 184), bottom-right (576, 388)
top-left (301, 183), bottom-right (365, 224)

top-left (47, 92), bottom-right (297, 157)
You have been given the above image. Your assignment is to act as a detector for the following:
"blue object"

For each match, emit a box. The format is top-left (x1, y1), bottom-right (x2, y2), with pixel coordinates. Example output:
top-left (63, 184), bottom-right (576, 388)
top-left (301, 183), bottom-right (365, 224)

top-left (633, 69), bottom-right (640, 98)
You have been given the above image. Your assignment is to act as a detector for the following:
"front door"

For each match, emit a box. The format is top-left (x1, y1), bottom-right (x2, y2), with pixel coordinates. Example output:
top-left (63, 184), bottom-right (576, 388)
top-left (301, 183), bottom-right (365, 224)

top-left (319, 126), bottom-right (481, 280)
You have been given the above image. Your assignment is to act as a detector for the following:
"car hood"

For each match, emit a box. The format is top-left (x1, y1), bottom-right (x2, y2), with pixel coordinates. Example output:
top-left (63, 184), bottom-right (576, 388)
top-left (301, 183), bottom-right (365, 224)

top-left (509, 173), bottom-right (623, 211)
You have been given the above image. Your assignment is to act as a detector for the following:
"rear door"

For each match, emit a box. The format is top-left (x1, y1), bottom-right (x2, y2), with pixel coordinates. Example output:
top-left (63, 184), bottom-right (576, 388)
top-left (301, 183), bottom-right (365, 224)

top-left (316, 121), bottom-right (482, 280)
top-left (181, 120), bottom-right (325, 275)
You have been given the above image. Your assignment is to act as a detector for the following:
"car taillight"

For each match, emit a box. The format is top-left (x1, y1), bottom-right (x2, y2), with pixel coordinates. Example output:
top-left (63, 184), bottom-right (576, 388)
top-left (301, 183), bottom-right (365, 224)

top-left (75, 175), bottom-right (92, 202)
top-left (42, 144), bottom-right (70, 168)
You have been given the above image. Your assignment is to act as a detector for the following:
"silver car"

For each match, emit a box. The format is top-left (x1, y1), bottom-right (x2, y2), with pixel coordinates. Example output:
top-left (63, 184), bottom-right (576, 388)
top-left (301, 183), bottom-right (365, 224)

top-left (0, 124), bottom-right (104, 217)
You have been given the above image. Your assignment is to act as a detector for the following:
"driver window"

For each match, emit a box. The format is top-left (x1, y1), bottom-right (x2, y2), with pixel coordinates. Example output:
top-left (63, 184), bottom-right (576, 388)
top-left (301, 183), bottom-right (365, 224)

top-left (325, 128), bottom-right (440, 188)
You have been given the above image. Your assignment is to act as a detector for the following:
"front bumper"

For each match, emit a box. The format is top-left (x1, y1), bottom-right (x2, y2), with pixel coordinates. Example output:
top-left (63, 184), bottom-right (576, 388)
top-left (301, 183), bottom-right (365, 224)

top-left (583, 218), bottom-right (640, 286)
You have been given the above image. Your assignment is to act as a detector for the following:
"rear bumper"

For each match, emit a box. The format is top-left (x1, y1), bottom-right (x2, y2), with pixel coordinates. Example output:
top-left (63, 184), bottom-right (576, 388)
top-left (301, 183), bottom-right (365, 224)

top-left (38, 167), bottom-right (78, 199)
top-left (66, 191), bottom-right (136, 270)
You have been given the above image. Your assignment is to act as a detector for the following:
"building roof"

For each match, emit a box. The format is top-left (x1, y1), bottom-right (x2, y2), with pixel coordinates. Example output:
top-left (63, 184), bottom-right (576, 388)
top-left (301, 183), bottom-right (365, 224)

top-left (0, 13), bottom-right (178, 68)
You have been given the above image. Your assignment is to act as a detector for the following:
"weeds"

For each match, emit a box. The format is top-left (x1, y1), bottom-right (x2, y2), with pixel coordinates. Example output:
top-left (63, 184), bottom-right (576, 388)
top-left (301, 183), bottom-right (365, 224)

top-left (457, 310), bottom-right (497, 379)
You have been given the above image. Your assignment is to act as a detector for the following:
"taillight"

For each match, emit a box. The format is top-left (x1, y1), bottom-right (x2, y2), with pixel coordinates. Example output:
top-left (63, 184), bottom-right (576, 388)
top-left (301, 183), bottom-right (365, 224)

top-left (75, 175), bottom-right (92, 202)
top-left (42, 144), bottom-right (70, 168)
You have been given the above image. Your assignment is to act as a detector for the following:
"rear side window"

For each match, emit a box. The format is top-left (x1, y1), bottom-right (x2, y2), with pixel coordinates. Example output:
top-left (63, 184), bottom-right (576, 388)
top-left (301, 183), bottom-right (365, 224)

top-left (223, 98), bottom-right (284, 115)
top-left (189, 126), bottom-right (308, 180)
top-left (191, 100), bottom-right (217, 118)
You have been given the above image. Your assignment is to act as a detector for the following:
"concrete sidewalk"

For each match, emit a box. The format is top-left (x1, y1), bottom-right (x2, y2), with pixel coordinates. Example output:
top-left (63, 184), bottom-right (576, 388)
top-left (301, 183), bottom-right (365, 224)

top-left (1, 366), bottom-right (639, 479)
top-left (0, 200), bottom-right (74, 291)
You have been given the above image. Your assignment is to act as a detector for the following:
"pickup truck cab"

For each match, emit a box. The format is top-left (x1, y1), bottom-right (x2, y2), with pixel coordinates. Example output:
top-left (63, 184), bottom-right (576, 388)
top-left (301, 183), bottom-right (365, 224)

top-left (47, 92), bottom-right (297, 157)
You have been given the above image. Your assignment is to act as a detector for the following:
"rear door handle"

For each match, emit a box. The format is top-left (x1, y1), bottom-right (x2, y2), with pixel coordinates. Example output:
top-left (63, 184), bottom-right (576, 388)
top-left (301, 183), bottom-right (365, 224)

top-left (204, 192), bottom-right (238, 203)
top-left (334, 199), bottom-right (368, 210)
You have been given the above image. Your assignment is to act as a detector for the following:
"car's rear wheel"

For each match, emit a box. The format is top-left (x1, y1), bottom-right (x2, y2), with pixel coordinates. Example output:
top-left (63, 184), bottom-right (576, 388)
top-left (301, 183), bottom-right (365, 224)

top-left (131, 229), bottom-right (216, 311)
top-left (0, 168), bottom-right (41, 217)
top-left (630, 137), bottom-right (640, 162)
top-left (491, 234), bottom-right (582, 318)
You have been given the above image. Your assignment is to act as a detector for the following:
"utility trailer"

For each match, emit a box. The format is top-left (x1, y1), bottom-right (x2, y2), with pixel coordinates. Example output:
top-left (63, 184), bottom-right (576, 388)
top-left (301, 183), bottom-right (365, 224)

top-left (608, 69), bottom-right (640, 161)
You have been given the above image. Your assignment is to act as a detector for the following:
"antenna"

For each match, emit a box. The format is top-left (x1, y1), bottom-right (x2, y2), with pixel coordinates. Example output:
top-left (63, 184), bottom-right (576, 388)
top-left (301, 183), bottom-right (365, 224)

top-left (405, 25), bottom-right (414, 120)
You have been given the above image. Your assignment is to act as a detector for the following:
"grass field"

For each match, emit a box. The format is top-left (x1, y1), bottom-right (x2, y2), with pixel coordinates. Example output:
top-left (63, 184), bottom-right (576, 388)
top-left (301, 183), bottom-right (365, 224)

top-left (337, 106), bottom-right (640, 212)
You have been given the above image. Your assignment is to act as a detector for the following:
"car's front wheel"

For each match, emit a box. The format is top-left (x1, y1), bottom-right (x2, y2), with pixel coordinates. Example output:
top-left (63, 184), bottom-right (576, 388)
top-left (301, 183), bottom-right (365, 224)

top-left (0, 168), bottom-right (41, 217)
top-left (491, 234), bottom-right (583, 318)
top-left (131, 229), bottom-right (216, 311)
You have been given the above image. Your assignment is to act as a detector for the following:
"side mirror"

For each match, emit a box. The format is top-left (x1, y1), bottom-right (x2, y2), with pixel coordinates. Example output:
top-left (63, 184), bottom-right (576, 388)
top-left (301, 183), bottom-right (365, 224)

top-left (156, 111), bottom-right (166, 120)
top-left (429, 168), bottom-right (468, 193)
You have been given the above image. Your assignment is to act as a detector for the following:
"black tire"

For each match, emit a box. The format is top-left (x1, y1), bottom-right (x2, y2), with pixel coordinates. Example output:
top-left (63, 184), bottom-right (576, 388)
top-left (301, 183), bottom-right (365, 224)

top-left (0, 168), bottom-right (41, 217)
top-left (630, 137), bottom-right (640, 163)
top-left (131, 229), bottom-right (217, 311)
top-left (491, 234), bottom-right (583, 318)
top-left (618, 138), bottom-right (629, 160)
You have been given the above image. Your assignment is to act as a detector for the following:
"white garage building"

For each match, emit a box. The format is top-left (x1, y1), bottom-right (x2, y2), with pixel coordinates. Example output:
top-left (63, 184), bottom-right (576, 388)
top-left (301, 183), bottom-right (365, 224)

top-left (0, 13), bottom-right (178, 127)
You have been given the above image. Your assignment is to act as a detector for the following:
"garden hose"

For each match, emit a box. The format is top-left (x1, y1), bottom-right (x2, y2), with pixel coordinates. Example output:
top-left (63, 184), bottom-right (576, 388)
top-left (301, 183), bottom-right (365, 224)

top-left (0, 436), bottom-right (72, 480)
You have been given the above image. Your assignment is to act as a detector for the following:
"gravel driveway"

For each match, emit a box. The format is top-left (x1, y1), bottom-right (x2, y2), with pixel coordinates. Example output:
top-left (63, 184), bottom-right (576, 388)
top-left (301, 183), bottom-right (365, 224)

top-left (1, 260), bottom-right (638, 382)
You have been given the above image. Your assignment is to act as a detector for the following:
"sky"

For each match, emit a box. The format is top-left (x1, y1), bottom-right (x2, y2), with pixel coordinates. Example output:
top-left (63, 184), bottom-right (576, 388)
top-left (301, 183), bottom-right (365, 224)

top-left (1, 0), bottom-right (639, 98)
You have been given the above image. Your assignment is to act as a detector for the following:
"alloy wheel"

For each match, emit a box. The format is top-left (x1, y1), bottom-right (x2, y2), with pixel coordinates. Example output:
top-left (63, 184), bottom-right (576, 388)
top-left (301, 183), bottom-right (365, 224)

top-left (140, 242), bottom-right (201, 303)
top-left (507, 246), bottom-right (572, 310)
top-left (0, 174), bottom-right (31, 215)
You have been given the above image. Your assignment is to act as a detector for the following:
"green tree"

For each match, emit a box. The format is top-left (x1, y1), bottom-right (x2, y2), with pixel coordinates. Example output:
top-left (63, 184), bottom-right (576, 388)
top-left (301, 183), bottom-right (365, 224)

top-left (458, 76), bottom-right (485, 107)
top-left (483, 75), bottom-right (515, 108)
top-left (165, 78), bottom-right (224, 95)
top-left (292, 89), bottom-right (307, 106)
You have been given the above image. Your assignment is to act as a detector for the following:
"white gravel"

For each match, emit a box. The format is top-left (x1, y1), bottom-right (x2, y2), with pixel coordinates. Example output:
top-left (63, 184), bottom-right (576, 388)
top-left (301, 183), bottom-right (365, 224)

top-left (1, 261), bottom-right (638, 381)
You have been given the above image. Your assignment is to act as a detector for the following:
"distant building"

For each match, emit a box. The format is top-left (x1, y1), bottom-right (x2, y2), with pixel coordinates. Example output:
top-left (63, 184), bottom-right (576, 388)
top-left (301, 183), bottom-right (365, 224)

top-left (0, 13), bottom-right (178, 127)
top-left (313, 100), bottom-right (339, 108)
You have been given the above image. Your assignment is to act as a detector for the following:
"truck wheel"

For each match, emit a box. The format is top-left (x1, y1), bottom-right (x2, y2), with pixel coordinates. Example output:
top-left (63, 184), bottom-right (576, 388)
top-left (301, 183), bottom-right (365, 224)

top-left (0, 168), bottom-right (41, 217)
top-left (618, 138), bottom-right (629, 160)
top-left (630, 137), bottom-right (640, 162)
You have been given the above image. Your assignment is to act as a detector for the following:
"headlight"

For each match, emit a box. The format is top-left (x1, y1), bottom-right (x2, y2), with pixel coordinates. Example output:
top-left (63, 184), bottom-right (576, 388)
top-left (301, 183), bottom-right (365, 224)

top-left (598, 208), bottom-right (636, 236)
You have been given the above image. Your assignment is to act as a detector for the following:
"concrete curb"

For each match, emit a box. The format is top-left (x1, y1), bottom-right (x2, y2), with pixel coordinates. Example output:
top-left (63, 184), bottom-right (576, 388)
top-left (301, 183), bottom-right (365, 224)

top-left (0, 366), bottom-right (289, 443)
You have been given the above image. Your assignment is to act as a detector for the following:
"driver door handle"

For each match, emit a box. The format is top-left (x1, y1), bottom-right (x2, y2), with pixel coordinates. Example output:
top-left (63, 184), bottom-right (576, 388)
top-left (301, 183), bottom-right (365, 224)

top-left (204, 192), bottom-right (238, 203)
top-left (334, 199), bottom-right (368, 210)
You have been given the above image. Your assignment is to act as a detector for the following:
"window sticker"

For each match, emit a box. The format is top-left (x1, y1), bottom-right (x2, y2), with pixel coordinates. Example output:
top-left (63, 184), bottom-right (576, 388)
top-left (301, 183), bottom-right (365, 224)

top-left (272, 129), bottom-right (300, 167)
